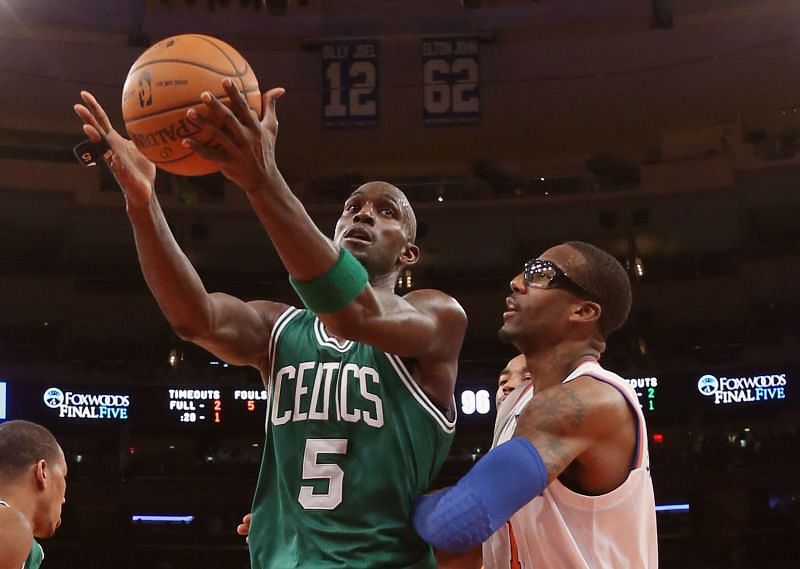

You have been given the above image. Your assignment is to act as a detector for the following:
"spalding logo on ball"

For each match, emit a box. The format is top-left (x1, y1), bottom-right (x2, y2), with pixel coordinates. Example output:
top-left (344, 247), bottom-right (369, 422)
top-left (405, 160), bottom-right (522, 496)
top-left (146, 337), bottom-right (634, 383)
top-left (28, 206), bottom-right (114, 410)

top-left (122, 34), bottom-right (262, 176)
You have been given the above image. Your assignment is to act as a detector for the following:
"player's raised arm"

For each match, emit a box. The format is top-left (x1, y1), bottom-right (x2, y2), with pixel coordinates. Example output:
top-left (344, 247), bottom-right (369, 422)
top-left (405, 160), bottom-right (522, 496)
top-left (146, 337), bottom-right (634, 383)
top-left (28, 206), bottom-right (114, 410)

top-left (73, 91), bottom-right (286, 368)
top-left (183, 81), bottom-right (467, 366)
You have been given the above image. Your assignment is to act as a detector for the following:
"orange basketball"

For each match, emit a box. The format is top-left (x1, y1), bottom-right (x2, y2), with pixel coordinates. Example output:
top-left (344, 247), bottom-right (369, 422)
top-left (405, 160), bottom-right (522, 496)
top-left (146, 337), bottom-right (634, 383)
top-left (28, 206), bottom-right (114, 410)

top-left (121, 34), bottom-right (262, 176)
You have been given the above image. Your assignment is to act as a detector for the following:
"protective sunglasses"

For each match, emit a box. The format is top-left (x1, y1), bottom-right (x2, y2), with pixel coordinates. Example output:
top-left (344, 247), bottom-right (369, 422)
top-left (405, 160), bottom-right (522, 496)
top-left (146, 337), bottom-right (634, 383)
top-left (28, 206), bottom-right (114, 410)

top-left (522, 258), bottom-right (598, 301)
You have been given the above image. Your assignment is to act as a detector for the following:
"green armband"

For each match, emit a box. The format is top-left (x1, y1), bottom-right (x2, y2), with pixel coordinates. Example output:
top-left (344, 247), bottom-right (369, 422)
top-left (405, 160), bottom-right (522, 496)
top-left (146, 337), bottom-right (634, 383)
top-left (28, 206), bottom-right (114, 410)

top-left (289, 247), bottom-right (369, 314)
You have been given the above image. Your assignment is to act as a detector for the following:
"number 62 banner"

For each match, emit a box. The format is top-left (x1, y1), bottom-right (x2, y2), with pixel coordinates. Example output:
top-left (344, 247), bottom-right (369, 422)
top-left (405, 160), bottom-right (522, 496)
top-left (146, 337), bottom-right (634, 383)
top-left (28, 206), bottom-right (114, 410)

top-left (322, 40), bottom-right (379, 128)
top-left (422, 37), bottom-right (480, 125)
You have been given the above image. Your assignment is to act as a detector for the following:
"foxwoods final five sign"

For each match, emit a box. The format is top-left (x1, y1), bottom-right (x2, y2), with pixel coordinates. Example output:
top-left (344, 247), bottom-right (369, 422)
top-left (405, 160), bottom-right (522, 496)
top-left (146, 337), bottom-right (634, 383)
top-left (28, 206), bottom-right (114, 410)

top-left (697, 372), bottom-right (787, 405)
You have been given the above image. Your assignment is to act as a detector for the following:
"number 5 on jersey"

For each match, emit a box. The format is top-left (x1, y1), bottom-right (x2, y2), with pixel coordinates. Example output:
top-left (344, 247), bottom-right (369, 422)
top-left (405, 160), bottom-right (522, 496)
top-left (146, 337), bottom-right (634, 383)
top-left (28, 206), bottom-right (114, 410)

top-left (298, 438), bottom-right (348, 510)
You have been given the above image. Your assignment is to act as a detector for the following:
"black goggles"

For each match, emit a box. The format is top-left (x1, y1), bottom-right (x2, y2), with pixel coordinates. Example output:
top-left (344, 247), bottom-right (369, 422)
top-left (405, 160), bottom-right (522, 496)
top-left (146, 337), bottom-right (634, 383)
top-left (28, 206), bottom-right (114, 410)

top-left (522, 258), bottom-right (598, 301)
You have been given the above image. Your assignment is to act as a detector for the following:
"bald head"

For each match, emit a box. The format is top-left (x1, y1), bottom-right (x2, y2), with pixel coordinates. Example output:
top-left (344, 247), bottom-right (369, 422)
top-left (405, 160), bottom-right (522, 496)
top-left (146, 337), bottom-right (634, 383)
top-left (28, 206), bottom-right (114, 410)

top-left (350, 181), bottom-right (417, 244)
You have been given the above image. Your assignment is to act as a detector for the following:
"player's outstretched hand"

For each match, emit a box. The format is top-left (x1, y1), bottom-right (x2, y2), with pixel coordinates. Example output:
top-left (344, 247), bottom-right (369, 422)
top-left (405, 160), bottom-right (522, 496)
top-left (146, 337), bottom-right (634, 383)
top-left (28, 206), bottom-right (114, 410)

top-left (236, 512), bottom-right (252, 544)
top-left (182, 79), bottom-right (286, 194)
top-left (73, 91), bottom-right (156, 210)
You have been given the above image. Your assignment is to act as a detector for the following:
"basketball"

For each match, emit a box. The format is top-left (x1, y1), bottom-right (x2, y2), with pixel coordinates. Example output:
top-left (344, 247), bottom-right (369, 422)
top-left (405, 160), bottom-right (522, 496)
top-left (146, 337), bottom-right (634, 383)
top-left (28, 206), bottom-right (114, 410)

top-left (121, 34), bottom-right (262, 177)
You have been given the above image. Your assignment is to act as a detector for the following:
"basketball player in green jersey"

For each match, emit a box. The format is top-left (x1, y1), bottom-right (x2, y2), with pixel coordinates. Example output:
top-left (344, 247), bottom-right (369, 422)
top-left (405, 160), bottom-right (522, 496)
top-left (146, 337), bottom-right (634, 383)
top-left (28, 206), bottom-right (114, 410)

top-left (0, 421), bottom-right (67, 569)
top-left (74, 81), bottom-right (467, 568)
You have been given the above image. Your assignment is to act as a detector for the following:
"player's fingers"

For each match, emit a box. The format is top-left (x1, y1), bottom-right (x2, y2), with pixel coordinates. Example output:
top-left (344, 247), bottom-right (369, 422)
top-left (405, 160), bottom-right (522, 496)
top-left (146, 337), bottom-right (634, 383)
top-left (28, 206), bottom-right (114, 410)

top-left (185, 109), bottom-right (239, 150)
top-left (198, 91), bottom-right (252, 147)
top-left (266, 87), bottom-right (285, 107)
top-left (243, 513), bottom-right (252, 524)
top-left (186, 108), bottom-right (229, 138)
top-left (81, 123), bottom-right (103, 145)
top-left (236, 523), bottom-right (248, 535)
top-left (222, 79), bottom-right (259, 129)
top-left (80, 91), bottom-right (113, 134)
top-left (182, 137), bottom-right (230, 163)
top-left (192, 106), bottom-right (226, 131)
top-left (199, 90), bottom-right (248, 139)
top-left (74, 104), bottom-right (105, 137)
top-left (261, 88), bottom-right (285, 129)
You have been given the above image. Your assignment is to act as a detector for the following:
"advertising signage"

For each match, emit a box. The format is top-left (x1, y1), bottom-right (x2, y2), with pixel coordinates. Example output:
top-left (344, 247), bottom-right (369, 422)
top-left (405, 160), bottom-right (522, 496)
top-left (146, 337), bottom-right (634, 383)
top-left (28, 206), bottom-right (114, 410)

top-left (0, 382), bottom-right (133, 427)
top-left (42, 386), bottom-right (130, 421)
top-left (696, 371), bottom-right (788, 406)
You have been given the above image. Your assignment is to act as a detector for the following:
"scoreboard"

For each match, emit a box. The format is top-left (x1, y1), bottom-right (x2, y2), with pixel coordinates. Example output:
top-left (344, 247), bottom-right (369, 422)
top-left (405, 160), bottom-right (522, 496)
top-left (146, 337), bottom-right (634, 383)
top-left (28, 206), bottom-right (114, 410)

top-left (457, 365), bottom-right (796, 424)
top-left (1, 380), bottom-right (497, 431)
top-left (167, 388), bottom-right (223, 424)
top-left (163, 387), bottom-right (270, 428)
top-left (626, 376), bottom-right (659, 414)
top-left (152, 386), bottom-right (266, 432)
top-left (0, 364), bottom-right (795, 431)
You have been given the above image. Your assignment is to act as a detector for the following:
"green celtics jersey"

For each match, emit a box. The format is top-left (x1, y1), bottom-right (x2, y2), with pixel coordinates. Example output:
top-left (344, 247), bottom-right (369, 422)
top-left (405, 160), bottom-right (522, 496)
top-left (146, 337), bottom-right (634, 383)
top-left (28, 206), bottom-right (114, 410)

top-left (249, 307), bottom-right (456, 569)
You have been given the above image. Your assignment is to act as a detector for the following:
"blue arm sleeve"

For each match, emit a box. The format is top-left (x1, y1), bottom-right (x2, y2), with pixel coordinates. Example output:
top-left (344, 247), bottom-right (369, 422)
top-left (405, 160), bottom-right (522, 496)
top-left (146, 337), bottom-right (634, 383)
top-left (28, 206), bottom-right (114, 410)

top-left (412, 436), bottom-right (548, 552)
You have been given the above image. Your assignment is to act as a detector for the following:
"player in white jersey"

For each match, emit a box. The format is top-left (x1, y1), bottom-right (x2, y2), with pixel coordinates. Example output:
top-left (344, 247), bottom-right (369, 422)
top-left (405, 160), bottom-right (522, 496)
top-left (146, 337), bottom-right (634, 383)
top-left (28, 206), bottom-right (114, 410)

top-left (413, 241), bottom-right (658, 568)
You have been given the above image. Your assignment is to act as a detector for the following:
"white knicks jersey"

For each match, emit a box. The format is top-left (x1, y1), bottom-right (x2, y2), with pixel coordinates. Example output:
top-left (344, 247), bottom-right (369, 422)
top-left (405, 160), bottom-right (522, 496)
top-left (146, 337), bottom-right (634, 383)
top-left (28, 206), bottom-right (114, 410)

top-left (482, 361), bottom-right (658, 569)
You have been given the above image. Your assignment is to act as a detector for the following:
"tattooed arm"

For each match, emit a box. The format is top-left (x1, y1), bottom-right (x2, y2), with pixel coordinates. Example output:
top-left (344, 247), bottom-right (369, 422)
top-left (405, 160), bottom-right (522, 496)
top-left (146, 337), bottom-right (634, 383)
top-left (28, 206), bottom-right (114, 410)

top-left (513, 375), bottom-right (631, 487)
top-left (412, 375), bottom-right (635, 552)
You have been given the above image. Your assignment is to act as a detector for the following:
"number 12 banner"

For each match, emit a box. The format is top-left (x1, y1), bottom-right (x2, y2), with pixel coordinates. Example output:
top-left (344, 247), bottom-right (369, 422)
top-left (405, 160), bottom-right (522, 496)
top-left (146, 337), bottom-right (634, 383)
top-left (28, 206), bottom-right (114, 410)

top-left (422, 37), bottom-right (480, 125)
top-left (322, 40), bottom-right (379, 128)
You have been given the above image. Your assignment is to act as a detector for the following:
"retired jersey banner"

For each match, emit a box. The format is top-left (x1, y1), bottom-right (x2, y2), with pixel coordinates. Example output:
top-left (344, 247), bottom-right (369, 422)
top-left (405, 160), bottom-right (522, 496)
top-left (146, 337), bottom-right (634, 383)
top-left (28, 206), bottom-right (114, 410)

top-left (322, 40), bottom-right (379, 128)
top-left (422, 37), bottom-right (480, 125)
